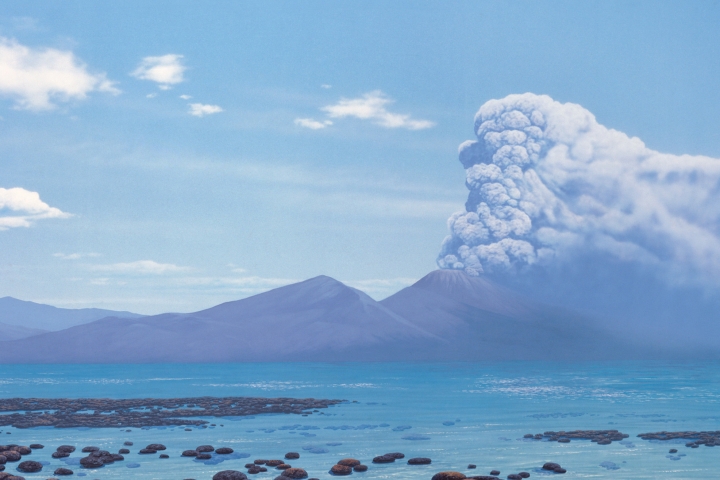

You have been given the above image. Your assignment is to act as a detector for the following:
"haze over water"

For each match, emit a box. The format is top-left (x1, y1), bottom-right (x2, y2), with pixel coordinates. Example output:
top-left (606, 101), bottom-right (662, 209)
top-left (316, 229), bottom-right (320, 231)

top-left (1, 362), bottom-right (719, 479)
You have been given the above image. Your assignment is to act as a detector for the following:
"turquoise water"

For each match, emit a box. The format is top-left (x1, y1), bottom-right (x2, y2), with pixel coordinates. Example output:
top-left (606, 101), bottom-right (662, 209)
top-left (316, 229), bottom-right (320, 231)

top-left (0, 362), bottom-right (719, 479)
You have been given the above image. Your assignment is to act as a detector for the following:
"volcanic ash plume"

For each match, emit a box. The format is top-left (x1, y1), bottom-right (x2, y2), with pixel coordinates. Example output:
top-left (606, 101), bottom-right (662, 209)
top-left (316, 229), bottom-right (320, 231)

top-left (438, 93), bottom-right (720, 284)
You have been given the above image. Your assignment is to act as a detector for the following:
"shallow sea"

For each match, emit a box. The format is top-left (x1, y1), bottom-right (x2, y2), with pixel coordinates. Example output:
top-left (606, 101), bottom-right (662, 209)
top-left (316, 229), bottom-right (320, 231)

top-left (0, 362), bottom-right (719, 480)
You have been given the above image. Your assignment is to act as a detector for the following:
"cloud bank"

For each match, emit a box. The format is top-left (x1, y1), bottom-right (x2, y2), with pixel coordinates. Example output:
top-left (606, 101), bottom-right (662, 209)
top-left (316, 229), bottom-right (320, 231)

top-left (188, 103), bottom-right (223, 117)
top-left (0, 37), bottom-right (118, 110)
top-left (131, 54), bottom-right (185, 89)
top-left (92, 260), bottom-right (188, 275)
top-left (0, 187), bottom-right (70, 230)
top-left (322, 91), bottom-right (434, 130)
top-left (438, 93), bottom-right (720, 286)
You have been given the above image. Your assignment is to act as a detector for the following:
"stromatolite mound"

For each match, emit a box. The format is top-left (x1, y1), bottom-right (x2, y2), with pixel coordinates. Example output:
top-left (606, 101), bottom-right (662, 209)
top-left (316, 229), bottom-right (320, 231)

top-left (54, 467), bottom-right (74, 475)
top-left (139, 448), bottom-right (157, 454)
top-left (216, 447), bottom-right (234, 454)
top-left (182, 450), bottom-right (198, 457)
top-left (56, 446), bottom-right (75, 454)
top-left (213, 470), bottom-right (248, 480)
top-left (13, 448), bottom-right (29, 456)
top-left (0, 473), bottom-right (25, 480)
top-left (330, 464), bottom-right (352, 475)
top-left (285, 452), bottom-right (300, 460)
top-left (408, 457), bottom-right (431, 465)
top-left (518, 473), bottom-right (530, 478)
top-left (159, 454), bottom-right (169, 459)
top-left (281, 467), bottom-right (308, 479)
top-left (146, 444), bottom-right (166, 451)
top-left (384, 452), bottom-right (404, 459)
top-left (353, 465), bottom-right (367, 472)
top-left (16, 461), bottom-right (41, 473)
top-left (266, 460), bottom-right (284, 467)
top-left (431, 472), bottom-right (466, 480)
top-left (372, 455), bottom-right (394, 463)
top-left (337, 459), bottom-right (360, 467)
top-left (81, 446), bottom-right (98, 453)
top-left (542, 462), bottom-right (566, 474)
top-left (79, 456), bottom-right (104, 468)
top-left (254, 459), bottom-right (268, 465)
top-left (2, 452), bottom-right (20, 462)
top-left (276, 463), bottom-right (291, 470)
top-left (51, 452), bottom-right (68, 459)
top-left (197, 453), bottom-right (212, 460)
top-left (197, 445), bottom-right (215, 453)
top-left (119, 448), bottom-right (130, 454)
top-left (28, 445), bottom-right (43, 450)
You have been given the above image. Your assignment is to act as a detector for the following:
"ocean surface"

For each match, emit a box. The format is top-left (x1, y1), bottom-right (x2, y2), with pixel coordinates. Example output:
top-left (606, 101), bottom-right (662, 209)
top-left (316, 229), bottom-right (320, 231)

top-left (0, 362), bottom-right (719, 480)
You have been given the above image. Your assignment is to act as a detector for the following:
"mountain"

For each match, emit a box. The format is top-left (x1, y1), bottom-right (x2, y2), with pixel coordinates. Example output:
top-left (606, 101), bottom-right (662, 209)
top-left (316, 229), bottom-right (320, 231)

top-left (0, 276), bottom-right (439, 363)
top-left (380, 269), bottom-right (640, 360)
top-left (0, 296), bottom-right (144, 331)
top-left (0, 271), bottom-right (652, 363)
top-left (0, 321), bottom-right (47, 341)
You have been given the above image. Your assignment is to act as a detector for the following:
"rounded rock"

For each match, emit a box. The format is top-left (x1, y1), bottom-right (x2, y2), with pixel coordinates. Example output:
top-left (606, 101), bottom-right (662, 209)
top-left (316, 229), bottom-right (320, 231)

top-left (372, 455), bottom-right (394, 464)
top-left (542, 463), bottom-right (561, 471)
top-left (197, 453), bottom-right (212, 460)
top-left (196, 445), bottom-right (215, 453)
top-left (353, 465), bottom-right (368, 472)
top-left (54, 468), bottom-right (74, 476)
top-left (14, 448), bottom-right (30, 456)
top-left (160, 454), bottom-right (169, 459)
top-left (123, 441), bottom-right (133, 446)
top-left (276, 464), bottom-right (291, 470)
top-left (182, 450), bottom-right (198, 457)
top-left (79, 457), bottom-right (104, 468)
top-left (3, 452), bottom-right (20, 462)
top-left (519, 473), bottom-right (530, 479)
top-left (146, 444), bottom-right (166, 451)
top-left (216, 448), bottom-right (234, 455)
top-left (408, 458), bottom-right (432, 465)
top-left (81, 446), bottom-right (99, 453)
top-left (266, 460), bottom-right (284, 467)
top-left (330, 464), bottom-right (352, 475)
top-left (213, 471), bottom-right (248, 480)
top-left (56, 446), bottom-right (75, 454)
top-left (139, 448), bottom-right (157, 454)
top-left (119, 448), bottom-right (130, 454)
top-left (17, 461), bottom-right (41, 473)
top-left (285, 452), bottom-right (300, 460)
top-left (281, 467), bottom-right (308, 479)
top-left (384, 452), bottom-right (404, 459)
top-left (28, 445), bottom-right (43, 450)
top-left (431, 472), bottom-right (466, 480)
top-left (337, 459), bottom-right (360, 467)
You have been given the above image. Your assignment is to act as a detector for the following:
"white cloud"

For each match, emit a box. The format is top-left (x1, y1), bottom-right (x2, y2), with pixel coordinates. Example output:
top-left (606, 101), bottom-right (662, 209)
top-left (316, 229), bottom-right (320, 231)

top-left (131, 54), bottom-right (185, 89)
top-left (53, 252), bottom-right (101, 260)
top-left (294, 117), bottom-right (332, 130)
top-left (179, 94), bottom-right (192, 99)
top-left (321, 84), bottom-right (332, 89)
top-left (91, 260), bottom-right (189, 275)
top-left (146, 93), bottom-right (157, 99)
top-left (0, 187), bottom-right (71, 230)
top-left (0, 37), bottom-right (119, 110)
top-left (188, 103), bottom-right (223, 117)
top-left (321, 90), bottom-right (435, 130)
top-left (439, 93), bottom-right (720, 286)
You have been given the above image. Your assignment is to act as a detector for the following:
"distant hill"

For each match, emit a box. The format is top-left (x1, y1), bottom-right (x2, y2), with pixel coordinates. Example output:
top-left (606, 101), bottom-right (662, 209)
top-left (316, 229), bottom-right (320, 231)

top-left (0, 297), bottom-right (144, 332)
top-left (0, 321), bottom-right (47, 341)
top-left (0, 271), bottom-right (658, 363)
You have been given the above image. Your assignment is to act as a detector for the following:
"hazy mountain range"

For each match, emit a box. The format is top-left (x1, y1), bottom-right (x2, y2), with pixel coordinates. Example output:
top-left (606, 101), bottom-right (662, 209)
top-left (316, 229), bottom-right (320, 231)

top-left (0, 270), bottom-right (710, 363)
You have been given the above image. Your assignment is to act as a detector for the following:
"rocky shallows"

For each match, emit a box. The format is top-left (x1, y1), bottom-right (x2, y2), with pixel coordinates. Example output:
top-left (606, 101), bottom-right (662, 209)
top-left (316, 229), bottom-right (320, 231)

top-left (524, 430), bottom-right (629, 444)
top-left (0, 397), bottom-right (344, 429)
top-left (638, 430), bottom-right (720, 448)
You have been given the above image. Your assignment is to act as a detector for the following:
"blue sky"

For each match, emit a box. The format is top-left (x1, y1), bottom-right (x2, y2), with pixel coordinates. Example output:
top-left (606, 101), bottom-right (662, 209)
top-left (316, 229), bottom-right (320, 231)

top-left (1, 1), bottom-right (719, 314)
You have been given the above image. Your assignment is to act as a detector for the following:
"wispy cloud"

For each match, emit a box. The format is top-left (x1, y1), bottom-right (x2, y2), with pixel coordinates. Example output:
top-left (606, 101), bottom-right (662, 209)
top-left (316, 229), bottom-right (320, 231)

top-left (294, 117), bottom-right (332, 130)
top-left (179, 94), bottom-right (192, 100)
top-left (189, 103), bottom-right (223, 117)
top-left (0, 187), bottom-right (71, 230)
top-left (321, 90), bottom-right (435, 130)
top-left (131, 54), bottom-right (185, 89)
top-left (53, 252), bottom-right (101, 260)
top-left (345, 277), bottom-right (417, 297)
top-left (91, 260), bottom-right (189, 275)
top-left (0, 37), bottom-right (119, 110)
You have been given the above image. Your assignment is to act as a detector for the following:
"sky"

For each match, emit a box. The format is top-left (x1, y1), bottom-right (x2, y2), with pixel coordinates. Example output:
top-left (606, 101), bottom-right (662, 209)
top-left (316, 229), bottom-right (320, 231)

top-left (1, 1), bottom-right (719, 314)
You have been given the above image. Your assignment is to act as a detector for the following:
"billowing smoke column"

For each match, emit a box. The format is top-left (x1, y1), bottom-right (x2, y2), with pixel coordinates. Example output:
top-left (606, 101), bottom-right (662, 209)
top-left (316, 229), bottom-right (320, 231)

top-left (439, 93), bottom-right (720, 284)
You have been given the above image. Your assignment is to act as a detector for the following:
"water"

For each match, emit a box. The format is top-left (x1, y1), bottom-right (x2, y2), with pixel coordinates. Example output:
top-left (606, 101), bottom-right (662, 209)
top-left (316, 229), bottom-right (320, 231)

top-left (0, 362), bottom-right (719, 479)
